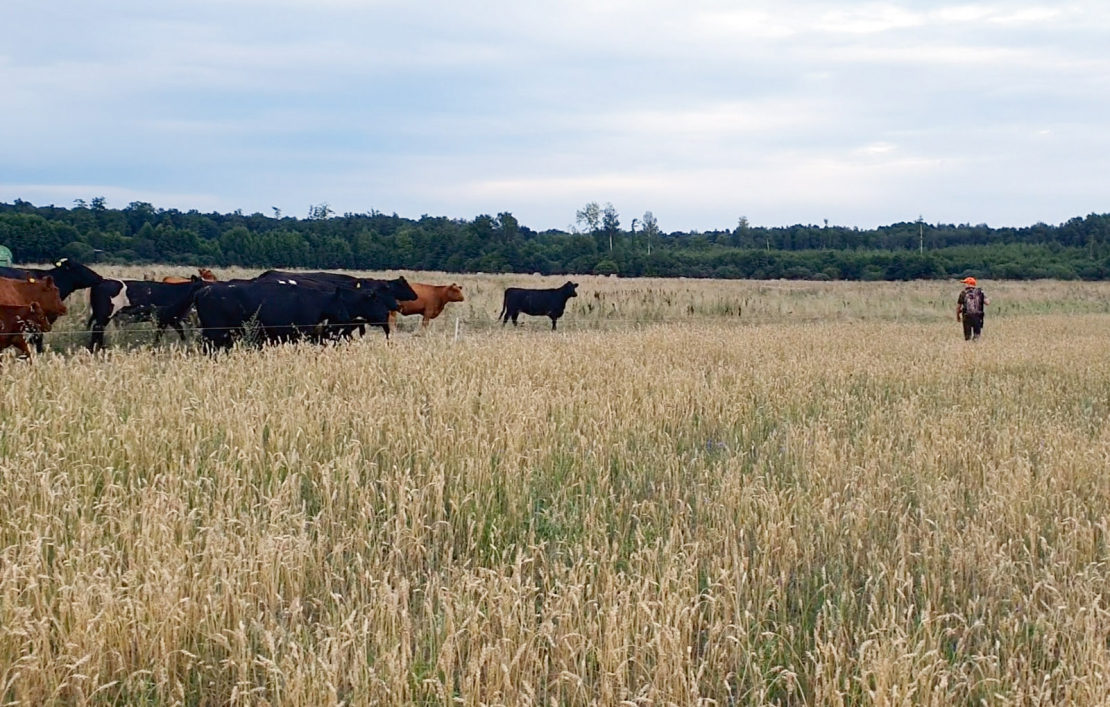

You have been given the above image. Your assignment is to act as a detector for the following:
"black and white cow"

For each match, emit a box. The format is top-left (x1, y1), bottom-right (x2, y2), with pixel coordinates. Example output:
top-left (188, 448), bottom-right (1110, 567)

top-left (500, 281), bottom-right (579, 330)
top-left (87, 278), bottom-right (209, 350)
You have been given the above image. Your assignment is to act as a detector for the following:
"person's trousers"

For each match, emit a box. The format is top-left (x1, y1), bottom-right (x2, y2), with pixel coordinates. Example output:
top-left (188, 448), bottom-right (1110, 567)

top-left (963, 314), bottom-right (983, 340)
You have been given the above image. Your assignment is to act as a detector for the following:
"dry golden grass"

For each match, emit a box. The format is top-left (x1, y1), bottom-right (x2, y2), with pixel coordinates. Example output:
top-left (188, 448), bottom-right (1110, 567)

top-left (2, 272), bottom-right (1110, 704)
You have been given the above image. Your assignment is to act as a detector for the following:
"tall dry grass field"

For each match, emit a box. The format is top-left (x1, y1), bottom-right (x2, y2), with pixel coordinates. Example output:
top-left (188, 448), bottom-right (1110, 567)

top-left (3, 271), bottom-right (1110, 704)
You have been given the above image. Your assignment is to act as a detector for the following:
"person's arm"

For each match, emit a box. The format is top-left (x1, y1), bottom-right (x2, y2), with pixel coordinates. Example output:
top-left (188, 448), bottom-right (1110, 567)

top-left (957, 291), bottom-right (965, 321)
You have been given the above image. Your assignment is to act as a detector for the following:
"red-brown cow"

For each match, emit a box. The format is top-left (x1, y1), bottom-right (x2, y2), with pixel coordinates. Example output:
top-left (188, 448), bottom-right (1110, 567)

top-left (0, 302), bottom-right (52, 361)
top-left (387, 282), bottom-right (464, 329)
top-left (0, 276), bottom-right (67, 328)
top-left (163, 267), bottom-right (217, 284)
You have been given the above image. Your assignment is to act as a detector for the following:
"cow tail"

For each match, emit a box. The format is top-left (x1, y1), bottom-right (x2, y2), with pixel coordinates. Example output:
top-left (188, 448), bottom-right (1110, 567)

top-left (498, 298), bottom-right (507, 323)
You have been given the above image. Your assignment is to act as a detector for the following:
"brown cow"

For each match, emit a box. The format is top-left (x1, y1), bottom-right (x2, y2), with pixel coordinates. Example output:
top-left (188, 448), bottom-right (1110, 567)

top-left (163, 268), bottom-right (217, 284)
top-left (0, 276), bottom-right (67, 329)
top-left (0, 302), bottom-right (52, 361)
top-left (387, 282), bottom-right (464, 329)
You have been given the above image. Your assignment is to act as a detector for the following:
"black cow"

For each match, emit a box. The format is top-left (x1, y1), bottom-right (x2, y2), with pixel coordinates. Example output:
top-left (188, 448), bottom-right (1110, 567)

top-left (88, 279), bottom-right (209, 350)
top-left (0, 258), bottom-right (105, 352)
top-left (194, 280), bottom-right (395, 350)
top-left (0, 258), bottom-right (104, 300)
top-left (258, 271), bottom-right (417, 301)
top-left (500, 281), bottom-right (579, 330)
top-left (256, 270), bottom-right (414, 337)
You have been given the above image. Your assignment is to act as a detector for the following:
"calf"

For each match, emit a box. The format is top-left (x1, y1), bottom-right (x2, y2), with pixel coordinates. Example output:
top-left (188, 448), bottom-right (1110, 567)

top-left (500, 281), bottom-right (579, 330)
top-left (0, 303), bottom-right (52, 361)
top-left (88, 279), bottom-right (209, 350)
top-left (388, 282), bottom-right (464, 330)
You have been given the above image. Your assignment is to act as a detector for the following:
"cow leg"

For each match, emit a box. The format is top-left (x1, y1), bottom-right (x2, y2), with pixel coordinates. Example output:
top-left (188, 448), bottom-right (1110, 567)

top-left (87, 315), bottom-right (106, 352)
top-left (171, 319), bottom-right (188, 343)
top-left (14, 336), bottom-right (32, 360)
top-left (201, 334), bottom-right (224, 355)
top-left (551, 316), bottom-right (558, 331)
top-left (32, 333), bottom-right (45, 354)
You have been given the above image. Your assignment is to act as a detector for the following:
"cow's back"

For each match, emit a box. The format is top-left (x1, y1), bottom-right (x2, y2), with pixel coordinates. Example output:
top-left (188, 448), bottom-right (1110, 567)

top-left (397, 283), bottom-right (441, 316)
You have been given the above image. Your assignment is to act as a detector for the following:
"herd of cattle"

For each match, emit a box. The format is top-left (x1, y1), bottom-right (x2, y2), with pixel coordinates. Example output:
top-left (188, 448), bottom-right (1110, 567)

top-left (0, 259), bottom-right (582, 360)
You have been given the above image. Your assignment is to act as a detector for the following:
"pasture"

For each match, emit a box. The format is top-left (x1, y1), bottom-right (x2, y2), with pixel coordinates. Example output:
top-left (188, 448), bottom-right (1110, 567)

top-left (3, 269), bottom-right (1110, 705)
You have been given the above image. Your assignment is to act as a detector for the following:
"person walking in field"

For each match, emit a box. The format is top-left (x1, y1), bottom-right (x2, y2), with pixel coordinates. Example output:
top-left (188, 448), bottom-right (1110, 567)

top-left (957, 277), bottom-right (989, 340)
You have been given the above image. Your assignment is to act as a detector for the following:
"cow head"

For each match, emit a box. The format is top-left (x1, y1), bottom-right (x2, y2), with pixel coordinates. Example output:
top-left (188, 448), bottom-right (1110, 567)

top-left (321, 290), bottom-right (354, 326)
top-left (562, 281), bottom-right (579, 298)
top-left (345, 286), bottom-right (395, 321)
top-left (198, 268), bottom-right (217, 282)
top-left (52, 258), bottom-right (104, 288)
top-left (29, 276), bottom-right (67, 319)
top-left (368, 283), bottom-right (401, 312)
top-left (20, 302), bottom-right (52, 333)
top-left (390, 276), bottom-right (418, 302)
top-left (445, 283), bottom-right (464, 302)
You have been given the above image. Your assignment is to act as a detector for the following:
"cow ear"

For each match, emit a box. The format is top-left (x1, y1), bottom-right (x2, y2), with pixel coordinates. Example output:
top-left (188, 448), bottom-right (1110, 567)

top-left (356, 282), bottom-right (361, 288)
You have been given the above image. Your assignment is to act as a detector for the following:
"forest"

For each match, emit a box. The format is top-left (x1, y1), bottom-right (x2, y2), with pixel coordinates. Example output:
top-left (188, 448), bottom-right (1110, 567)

top-left (2, 198), bottom-right (1109, 281)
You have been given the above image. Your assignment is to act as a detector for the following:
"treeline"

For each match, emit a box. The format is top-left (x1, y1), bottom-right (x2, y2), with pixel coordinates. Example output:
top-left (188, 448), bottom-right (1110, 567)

top-left (2, 198), bottom-right (1110, 281)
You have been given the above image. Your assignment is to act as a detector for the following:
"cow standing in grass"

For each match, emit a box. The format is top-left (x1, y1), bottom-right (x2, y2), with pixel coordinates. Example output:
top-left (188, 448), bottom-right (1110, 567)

top-left (87, 279), bottom-right (210, 350)
top-left (388, 282), bottom-right (464, 330)
top-left (500, 281), bottom-right (578, 330)
top-left (256, 270), bottom-right (415, 338)
top-left (0, 276), bottom-right (67, 323)
top-left (195, 279), bottom-right (397, 350)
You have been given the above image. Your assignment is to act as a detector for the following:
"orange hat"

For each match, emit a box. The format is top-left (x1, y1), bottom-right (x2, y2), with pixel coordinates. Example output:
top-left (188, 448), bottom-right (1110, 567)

top-left (961, 277), bottom-right (977, 286)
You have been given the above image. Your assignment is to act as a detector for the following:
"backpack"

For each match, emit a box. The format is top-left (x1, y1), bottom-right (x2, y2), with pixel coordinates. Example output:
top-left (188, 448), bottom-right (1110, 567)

top-left (963, 288), bottom-right (984, 316)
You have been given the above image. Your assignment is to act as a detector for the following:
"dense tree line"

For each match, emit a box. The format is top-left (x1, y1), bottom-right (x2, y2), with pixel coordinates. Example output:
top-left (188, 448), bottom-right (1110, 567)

top-left (2, 198), bottom-right (1109, 281)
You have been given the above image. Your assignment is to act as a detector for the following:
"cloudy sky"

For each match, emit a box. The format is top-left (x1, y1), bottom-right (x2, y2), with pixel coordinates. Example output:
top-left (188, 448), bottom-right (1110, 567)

top-left (1, 1), bottom-right (1107, 232)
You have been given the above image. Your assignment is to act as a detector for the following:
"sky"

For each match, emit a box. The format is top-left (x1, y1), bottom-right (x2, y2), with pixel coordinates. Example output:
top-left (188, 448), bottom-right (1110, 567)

top-left (1, 0), bottom-right (1107, 233)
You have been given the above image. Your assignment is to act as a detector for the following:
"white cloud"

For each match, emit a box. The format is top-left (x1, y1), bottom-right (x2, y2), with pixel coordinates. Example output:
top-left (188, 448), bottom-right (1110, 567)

top-left (817, 5), bottom-right (925, 34)
top-left (991, 7), bottom-right (1062, 24)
